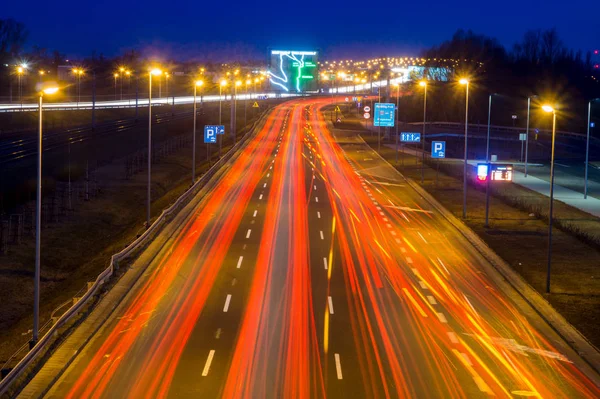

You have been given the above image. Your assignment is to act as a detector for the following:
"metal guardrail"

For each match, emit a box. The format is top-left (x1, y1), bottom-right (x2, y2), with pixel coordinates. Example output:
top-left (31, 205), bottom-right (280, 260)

top-left (0, 93), bottom-right (304, 113)
top-left (0, 107), bottom-right (272, 397)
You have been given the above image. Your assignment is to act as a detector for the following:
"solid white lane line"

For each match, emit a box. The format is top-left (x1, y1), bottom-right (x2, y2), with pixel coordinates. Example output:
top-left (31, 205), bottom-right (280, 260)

top-left (437, 313), bottom-right (448, 323)
top-left (259, 194), bottom-right (263, 200)
top-left (328, 296), bottom-right (334, 314)
top-left (427, 295), bottom-right (437, 305)
top-left (447, 331), bottom-right (459, 344)
top-left (317, 211), bottom-right (321, 219)
top-left (246, 229), bottom-right (252, 238)
top-left (323, 257), bottom-right (328, 270)
top-left (236, 256), bottom-right (243, 269)
top-left (223, 295), bottom-right (232, 312)
top-left (202, 350), bottom-right (216, 376)
top-left (334, 354), bottom-right (343, 379)
top-left (253, 210), bottom-right (258, 217)
top-left (320, 231), bottom-right (325, 240)
top-left (418, 232), bottom-right (428, 244)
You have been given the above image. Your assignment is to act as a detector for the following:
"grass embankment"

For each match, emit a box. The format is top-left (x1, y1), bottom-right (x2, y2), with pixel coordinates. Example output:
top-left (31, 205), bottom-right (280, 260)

top-left (0, 101), bottom-right (276, 367)
top-left (337, 112), bottom-right (600, 349)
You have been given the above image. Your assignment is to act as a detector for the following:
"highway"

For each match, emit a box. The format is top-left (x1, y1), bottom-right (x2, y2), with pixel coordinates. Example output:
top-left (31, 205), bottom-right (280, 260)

top-left (19, 98), bottom-right (600, 398)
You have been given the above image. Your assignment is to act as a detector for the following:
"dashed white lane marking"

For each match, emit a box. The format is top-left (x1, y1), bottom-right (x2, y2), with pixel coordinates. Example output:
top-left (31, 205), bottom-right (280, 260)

top-left (328, 296), bottom-right (334, 314)
top-left (391, 231), bottom-right (397, 236)
top-left (379, 212), bottom-right (385, 216)
top-left (400, 248), bottom-right (407, 253)
top-left (427, 296), bottom-right (437, 305)
top-left (406, 257), bottom-right (413, 264)
top-left (395, 238), bottom-right (401, 244)
top-left (223, 294), bottom-right (232, 312)
top-left (334, 354), bottom-right (343, 379)
top-left (323, 257), bottom-right (328, 270)
top-left (447, 331), bottom-right (459, 344)
top-left (314, 185), bottom-right (317, 190)
top-left (437, 313), bottom-right (448, 323)
top-left (253, 210), bottom-right (258, 217)
top-left (246, 229), bottom-right (252, 239)
top-left (259, 194), bottom-right (263, 200)
top-left (202, 350), bottom-right (216, 376)
top-left (320, 231), bottom-right (325, 240)
top-left (386, 223), bottom-right (392, 228)
top-left (315, 196), bottom-right (319, 203)
top-left (263, 183), bottom-right (267, 188)
top-left (236, 256), bottom-right (244, 269)
top-left (419, 281), bottom-right (428, 290)
top-left (461, 352), bottom-right (473, 366)
top-left (317, 211), bottom-right (321, 219)
top-left (215, 328), bottom-right (222, 339)
top-left (383, 217), bottom-right (388, 222)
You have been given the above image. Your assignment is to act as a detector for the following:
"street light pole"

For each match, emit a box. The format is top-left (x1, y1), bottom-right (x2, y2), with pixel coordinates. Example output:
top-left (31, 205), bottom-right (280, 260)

top-left (147, 69), bottom-right (161, 228)
top-left (525, 96), bottom-right (534, 177)
top-left (395, 84), bottom-right (400, 165)
top-left (33, 93), bottom-right (43, 344)
top-left (542, 105), bottom-right (557, 293)
top-left (585, 99), bottom-right (598, 199)
top-left (420, 81), bottom-right (427, 184)
top-left (460, 79), bottom-right (470, 219)
top-left (32, 84), bottom-right (59, 345)
top-left (485, 94), bottom-right (494, 227)
top-left (193, 83), bottom-right (197, 183)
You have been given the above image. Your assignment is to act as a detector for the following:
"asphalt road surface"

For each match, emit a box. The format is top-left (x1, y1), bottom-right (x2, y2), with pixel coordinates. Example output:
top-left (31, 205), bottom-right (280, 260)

top-left (20, 98), bottom-right (600, 398)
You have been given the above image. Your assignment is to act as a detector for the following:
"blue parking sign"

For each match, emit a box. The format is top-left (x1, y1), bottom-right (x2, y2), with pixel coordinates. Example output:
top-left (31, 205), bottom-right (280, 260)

top-left (431, 141), bottom-right (446, 158)
top-left (204, 125), bottom-right (217, 143)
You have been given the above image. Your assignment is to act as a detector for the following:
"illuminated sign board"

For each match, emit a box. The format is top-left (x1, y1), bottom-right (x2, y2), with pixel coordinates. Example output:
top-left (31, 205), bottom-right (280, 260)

top-left (269, 50), bottom-right (319, 93)
top-left (374, 103), bottom-right (395, 127)
top-left (477, 163), bottom-right (513, 182)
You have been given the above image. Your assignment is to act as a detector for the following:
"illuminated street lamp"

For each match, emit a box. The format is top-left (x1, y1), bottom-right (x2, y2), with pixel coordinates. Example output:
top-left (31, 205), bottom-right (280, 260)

top-left (38, 70), bottom-right (45, 83)
top-left (585, 99), bottom-right (599, 199)
top-left (16, 65), bottom-right (26, 107)
top-left (459, 78), bottom-right (470, 219)
top-left (419, 81), bottom-right (428, 183)
top-left (125, 70), bottom-right (131, 98)
top-left (192, 80), bottom-right (204, 183)
top-left (147, 68), bottom-right (162, 228)
top-left (233, 80), bottom-right (242, 144)
top-left (484, 93), bottom-right (499, 228)
top-left (119, 67), bottom-right (126, 100)
top-left (113, 73), bottom-right (119, 100)
top-left (33, 83), bottom-right (59, 345)
top-left (542, 104), bottom-right (557, 293)
top-left (72, 68), bottom-right (84, 104)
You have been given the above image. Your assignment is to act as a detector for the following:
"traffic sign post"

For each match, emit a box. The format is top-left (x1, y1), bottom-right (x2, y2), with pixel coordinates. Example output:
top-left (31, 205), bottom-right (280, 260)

top-left (519, 133), bottom-right (527, 162)
top-left (374, 103), bottom-right (395, 127)
top-left (431, 141), bottom-right (446, 185)
top-left (400, 132), bottom-right (421, 142)
top-left (204, 125), bottom-right (219, 167)
top-left (431, 141), bottom-right (446, 158)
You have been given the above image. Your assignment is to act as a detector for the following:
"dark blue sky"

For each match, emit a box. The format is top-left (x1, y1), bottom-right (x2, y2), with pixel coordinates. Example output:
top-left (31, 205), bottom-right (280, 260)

top-left (3, 0), bottom-right (598, 61)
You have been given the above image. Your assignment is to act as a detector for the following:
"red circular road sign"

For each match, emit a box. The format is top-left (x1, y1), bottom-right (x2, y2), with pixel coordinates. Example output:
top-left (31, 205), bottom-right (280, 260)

top-left (364, 112), bottom-right (370, 119)
top-left (364, 106), bottom-right (371, 112)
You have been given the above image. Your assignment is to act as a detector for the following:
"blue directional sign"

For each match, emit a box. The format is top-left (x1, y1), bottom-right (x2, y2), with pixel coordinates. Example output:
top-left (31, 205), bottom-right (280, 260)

top-left (400, 132), bottom-right (421, 142)
top-left (204, 125), bottom-right (218, 143)
top-left (431, 141), bottom-right (446, 158)
top-left (374, 103), bottom-right (395, 127)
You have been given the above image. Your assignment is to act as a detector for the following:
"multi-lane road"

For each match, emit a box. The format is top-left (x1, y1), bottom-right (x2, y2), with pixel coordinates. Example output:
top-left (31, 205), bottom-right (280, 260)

top-left (17, 98), bottom-right (600, 398)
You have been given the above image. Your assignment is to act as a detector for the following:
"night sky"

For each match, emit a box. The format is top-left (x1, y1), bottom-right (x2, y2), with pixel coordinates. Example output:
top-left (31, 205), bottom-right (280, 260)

top-left (3, 0), bottom-right (598, 61)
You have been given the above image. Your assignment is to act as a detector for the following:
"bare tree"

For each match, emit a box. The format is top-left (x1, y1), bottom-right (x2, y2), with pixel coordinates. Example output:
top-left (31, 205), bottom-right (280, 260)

top-left (0, 18), bottom-right (28, 61)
